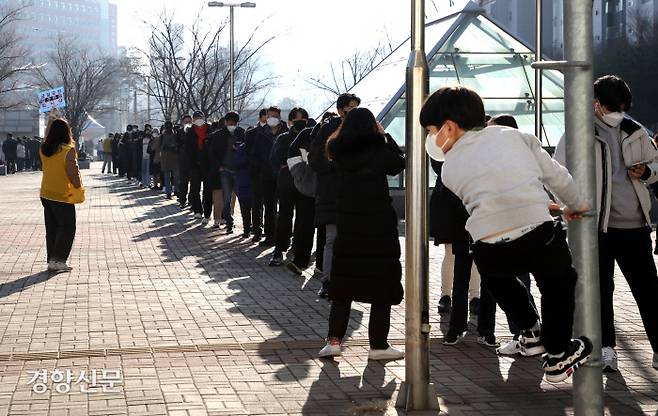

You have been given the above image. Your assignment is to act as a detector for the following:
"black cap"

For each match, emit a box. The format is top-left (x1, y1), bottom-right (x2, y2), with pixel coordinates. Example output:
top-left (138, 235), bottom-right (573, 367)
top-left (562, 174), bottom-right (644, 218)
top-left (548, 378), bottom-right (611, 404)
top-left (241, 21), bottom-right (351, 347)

top-left (192, 111), bottom-right (205, 118)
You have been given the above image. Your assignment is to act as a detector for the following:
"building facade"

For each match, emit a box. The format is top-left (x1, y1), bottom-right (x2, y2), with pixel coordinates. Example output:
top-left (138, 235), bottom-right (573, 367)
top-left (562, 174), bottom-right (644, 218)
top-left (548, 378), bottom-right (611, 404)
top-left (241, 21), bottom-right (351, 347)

top-left (480, 0), bottom-right (658, 55)
top-left (0, 0), bottom-right (118, 140)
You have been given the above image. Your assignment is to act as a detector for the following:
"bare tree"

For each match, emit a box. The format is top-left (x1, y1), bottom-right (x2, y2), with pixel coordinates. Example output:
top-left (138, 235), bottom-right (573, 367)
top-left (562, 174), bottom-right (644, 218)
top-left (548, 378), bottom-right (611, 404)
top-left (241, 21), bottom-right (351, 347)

top-left (138, 11), bottom-right (276, 122)
top-left (34, 36), bottom-right (120, 142)
top-left (306, 40), bottom-right (394, 97)
top-left (0, 2), bottom-right (37, 110)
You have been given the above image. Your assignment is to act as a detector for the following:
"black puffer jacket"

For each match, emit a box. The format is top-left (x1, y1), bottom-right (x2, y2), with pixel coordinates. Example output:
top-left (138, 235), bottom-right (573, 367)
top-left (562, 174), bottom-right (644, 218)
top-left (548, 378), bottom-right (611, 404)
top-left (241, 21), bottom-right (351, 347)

top-left (327, 132), bottom-right (406, 305)
top-left (308, 116), bottom-right (341, 226)
top-left (270, 126), bottom-right (304, 195)
top-left (429, 159), bottom-right (469, 246)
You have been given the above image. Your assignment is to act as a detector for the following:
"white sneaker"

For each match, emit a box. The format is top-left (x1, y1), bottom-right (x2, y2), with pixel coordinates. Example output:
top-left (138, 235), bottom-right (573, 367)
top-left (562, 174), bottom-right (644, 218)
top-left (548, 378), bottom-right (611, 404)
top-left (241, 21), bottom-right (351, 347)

top-left (212, 220), bottom-right (221, 228)
top-left (318, 338), bottom-right (342, 358)
top-left (602, 346), bottom-right (618, 372)
top-left (48, 261), bottom-right (72, 272)
top-left (194, 213), bottom-right (202, 219)
top-left (368, 346), bottom-right (404, 361)
top-left (201, 218), bottom-right (209, 225)
top-left (497, 339), bottom-right (522, 355)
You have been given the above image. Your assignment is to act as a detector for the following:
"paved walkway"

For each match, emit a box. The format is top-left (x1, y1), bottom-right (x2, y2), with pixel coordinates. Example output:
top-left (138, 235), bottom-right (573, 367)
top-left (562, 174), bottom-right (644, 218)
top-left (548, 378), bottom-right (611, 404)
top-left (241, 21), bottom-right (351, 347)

top-left (0, 163), bottom-right (656, 416)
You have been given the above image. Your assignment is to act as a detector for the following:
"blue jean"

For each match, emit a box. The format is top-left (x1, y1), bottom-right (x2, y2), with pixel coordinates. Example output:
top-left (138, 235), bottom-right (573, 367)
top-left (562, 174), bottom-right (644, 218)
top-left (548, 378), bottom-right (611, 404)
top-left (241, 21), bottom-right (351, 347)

top-left (162, 170), bottom-right (175, 195)
top-left (220, 170), bottom-right (237, 226)
top-left (141, 158), bottom-right (150, 186)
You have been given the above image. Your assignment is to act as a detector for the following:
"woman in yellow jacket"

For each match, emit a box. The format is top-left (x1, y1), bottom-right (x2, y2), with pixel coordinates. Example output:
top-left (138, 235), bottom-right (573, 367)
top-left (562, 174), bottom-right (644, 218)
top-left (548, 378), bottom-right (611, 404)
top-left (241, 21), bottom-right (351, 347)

top-left (40, 112), bottom-right (83, 272)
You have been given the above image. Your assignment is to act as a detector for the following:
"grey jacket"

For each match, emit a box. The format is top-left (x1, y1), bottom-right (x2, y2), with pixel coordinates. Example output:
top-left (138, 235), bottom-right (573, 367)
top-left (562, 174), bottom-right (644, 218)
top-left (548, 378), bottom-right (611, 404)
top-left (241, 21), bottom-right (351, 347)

top-left (554, 117), bottom-right (658, 232)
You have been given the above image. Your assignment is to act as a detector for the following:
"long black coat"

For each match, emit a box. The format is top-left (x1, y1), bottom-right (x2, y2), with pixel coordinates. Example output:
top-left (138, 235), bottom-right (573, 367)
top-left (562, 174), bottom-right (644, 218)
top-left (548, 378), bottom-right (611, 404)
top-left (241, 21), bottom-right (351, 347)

top-left (308, 116), bottom-right (341, 226)
top-left (327, 132), bottom-right (405, 305)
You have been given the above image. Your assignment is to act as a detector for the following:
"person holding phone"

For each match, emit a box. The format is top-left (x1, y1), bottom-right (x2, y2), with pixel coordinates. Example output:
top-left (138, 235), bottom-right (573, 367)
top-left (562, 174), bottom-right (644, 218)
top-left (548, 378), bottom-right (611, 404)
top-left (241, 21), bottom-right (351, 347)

top-left (554, 75), bottom-right (658, 372)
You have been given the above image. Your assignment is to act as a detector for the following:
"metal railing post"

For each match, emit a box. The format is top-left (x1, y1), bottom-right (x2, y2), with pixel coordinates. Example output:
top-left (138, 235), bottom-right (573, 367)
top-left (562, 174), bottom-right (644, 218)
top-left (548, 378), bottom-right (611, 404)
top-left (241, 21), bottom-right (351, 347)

top-left (395, 0), bottom-right (438, 411)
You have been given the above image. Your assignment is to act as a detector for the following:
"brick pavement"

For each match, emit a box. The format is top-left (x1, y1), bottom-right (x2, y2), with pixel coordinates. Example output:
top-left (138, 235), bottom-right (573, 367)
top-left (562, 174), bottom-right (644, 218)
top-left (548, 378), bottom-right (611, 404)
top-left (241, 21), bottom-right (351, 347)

top-left (0, 163), bottom-right (656, 416)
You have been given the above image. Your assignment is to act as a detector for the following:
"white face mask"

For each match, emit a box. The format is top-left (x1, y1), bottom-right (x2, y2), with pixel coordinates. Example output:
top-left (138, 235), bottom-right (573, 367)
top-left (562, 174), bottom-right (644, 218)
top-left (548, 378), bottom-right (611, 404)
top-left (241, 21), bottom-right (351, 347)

top-left (425, 125), bottom-right (450, 161)
top-left (227, 125), bottom-right (237, 133)
top-left (602, 111), bottom-right (624, 127)
top-left (193, 119), bottom-right (205, 127)
top-left (425, 133), bottom-right (444, 161)
top-left (267, 117), bottom-right (279, 127)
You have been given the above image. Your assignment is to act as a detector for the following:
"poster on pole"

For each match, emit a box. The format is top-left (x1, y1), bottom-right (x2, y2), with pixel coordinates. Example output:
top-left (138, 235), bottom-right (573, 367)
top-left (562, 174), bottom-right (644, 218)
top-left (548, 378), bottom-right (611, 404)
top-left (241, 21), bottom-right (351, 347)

top-left (38, 87), bottom-right (66, 113)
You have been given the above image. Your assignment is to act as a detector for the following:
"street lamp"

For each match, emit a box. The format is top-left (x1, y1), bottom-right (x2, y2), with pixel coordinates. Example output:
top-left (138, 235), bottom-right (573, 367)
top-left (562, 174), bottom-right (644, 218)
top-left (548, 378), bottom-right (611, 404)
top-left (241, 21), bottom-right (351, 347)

top-left (207, 1), bottom-right (257, 112)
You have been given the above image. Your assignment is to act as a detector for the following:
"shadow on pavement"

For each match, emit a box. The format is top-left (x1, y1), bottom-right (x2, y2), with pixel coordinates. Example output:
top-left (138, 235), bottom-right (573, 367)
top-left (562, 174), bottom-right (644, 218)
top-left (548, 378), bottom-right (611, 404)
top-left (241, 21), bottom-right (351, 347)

top-left (0, 271), bottom-right (59, 300)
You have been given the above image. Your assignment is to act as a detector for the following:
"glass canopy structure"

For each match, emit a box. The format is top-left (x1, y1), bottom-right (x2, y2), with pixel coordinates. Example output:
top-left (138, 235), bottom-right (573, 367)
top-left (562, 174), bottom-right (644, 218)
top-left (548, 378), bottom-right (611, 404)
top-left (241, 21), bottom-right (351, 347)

top-left (347, 2), bottom-right (565, 187)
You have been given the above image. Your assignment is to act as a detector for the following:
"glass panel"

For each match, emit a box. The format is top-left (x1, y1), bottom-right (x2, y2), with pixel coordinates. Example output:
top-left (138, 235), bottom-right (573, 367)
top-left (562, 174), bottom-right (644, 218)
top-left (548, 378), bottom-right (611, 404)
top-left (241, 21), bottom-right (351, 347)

top-left (380, 98), bottom-right (406, 146)
top-left (483, 98), bottom-right (565, 146)
top-left (451, 53), bottom-right (534, 99)
top-left (523, 55), bottom-right (566, 99)
top-left (439, 15), bottom-right (533, 53)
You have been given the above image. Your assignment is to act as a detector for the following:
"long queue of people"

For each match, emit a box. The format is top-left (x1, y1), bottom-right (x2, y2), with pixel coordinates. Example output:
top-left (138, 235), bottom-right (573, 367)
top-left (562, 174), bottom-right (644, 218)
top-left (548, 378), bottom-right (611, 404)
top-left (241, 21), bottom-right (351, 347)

top-left (1, 134), bottom-right (43, 173)
top-left (37, 74), bottom-right (658, 384)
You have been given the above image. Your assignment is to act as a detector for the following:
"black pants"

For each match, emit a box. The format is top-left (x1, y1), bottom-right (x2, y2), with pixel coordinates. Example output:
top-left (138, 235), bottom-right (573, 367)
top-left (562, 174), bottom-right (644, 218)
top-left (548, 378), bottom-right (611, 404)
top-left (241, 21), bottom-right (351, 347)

top-left (41, 198), bottom-right (76, 263)
top-left (449, 241), bottom-right (496, 336)
top-left (275, 191), bottom-right (316, 267)
top-left (239, 198), bottom-right (252, 232)
top-left (328, 300), bottom-right (390, 349)
top-left (112, 154), bottom-right (119, 173)
top-left (599, 227), bottom-right (658, 352)
top-left (471, 221), bottom-right (576, 355)
top-left (189, 169), bottom-right (206, 215)
top-left (506, 273), bottom-right (537, 338)
top-left (178, 168), bottom-right (190, 206)
top-left (6, 158), bottom-right (16, 174)
top-left (252, 175), bottom-right (277, 240)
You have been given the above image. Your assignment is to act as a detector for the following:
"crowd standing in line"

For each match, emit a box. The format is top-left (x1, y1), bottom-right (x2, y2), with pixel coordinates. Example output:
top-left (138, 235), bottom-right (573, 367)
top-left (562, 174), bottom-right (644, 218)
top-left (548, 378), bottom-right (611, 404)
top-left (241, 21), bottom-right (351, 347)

top-left (4, 74), bottom-right (655, 380)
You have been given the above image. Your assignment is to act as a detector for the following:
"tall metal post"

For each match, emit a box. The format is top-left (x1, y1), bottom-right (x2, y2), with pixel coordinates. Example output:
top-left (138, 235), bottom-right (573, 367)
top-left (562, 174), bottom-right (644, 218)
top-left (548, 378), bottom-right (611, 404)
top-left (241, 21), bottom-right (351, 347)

top-left (395, 0), bottom-right (437, 411)
top-left (133, 88), bottom-right (138, 125)
top-left (146, 76), bottom-right (151, 125)
top-left (564, 1), bottom-right (603, 415)
top-left (229, 5), bottom-right (235, 111)
top-left (535, 0), bottom-right (543, 139)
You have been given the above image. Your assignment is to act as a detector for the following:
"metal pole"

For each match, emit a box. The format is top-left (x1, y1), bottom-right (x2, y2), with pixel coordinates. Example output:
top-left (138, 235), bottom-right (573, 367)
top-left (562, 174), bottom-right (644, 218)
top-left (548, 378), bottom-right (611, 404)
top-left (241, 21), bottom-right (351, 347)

top-left (535, 0), bottom-right (543, 140)
top-left (133, 88), bottom-right (137, 125)
top-left (146, 76), bottom-right (151, 125)
top-left (229, 6), bottom-right (235, 112)
top-left (563, 1), bottom-right (603, 415)
top-left (395, 0), bottom-right (437, 410)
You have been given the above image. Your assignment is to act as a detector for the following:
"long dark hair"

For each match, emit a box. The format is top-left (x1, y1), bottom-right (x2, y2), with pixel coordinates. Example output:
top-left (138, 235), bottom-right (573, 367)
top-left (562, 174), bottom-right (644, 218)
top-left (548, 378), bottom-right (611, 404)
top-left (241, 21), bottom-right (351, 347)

top-left (41, 119), bottom-right (73, 157)
top-left (326, 107), bottom-right (379, 160)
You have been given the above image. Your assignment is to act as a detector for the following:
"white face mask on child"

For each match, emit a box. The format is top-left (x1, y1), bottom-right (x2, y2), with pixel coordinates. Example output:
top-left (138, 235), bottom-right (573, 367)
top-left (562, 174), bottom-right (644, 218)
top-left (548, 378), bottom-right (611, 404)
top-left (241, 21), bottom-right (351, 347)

top-left (425, 124), bottom-right (451, 162)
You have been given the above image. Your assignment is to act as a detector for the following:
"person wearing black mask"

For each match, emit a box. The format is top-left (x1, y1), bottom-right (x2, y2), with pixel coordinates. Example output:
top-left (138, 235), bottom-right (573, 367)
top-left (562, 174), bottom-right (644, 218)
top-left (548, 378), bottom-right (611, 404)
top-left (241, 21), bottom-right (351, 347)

top-left (251, 106), bottom-right (288, 246)
top-left (268, 108), bottom-right (315, 274)
top-left (245, 109), bottom-right (268, 241)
